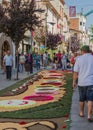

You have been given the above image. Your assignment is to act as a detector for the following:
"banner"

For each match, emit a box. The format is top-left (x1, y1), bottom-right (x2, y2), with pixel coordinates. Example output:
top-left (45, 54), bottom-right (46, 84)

top-left (57, 24), bottom-right (61, 29)
top-left (69, 6), bottom-right (76, 17)
top-left (61, 35), bottom-right (65, 41)
top-left (31, 31), bottom-right (34, 37)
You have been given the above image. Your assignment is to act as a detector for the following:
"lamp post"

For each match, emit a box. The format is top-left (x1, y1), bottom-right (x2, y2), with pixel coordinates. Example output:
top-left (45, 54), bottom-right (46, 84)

top-left (45, 5), bottom-right (48, 49)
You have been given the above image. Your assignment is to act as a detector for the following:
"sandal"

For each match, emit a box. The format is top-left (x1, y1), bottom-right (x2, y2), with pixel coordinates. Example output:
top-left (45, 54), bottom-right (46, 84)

top-left (79, 114), bottom-right (84, 117)
top-left (88, 118), bottom-right (93, 122)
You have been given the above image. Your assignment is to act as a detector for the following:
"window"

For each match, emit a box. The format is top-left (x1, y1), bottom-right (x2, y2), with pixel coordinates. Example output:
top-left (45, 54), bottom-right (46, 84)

top-left (80, 22), bottom-right (82, 25)
top-left (83, 22), bottom-right (85, 26)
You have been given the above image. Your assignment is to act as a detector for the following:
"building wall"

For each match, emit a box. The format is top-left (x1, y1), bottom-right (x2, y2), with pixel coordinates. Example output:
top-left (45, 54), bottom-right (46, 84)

top-left (0, 33), bottom-right (14, 69)
top-left (69, 29), bottom-right (81, 53)
top-left (78, 14), bottom-right (86, 32)
top-left (70, 18), bottom-right (79, 31)
top-left (69, 14), bottom-right (86, 32)
top-left (35, 0), bottom-right (70, 52)
top-left (36, 0), bottom-right (66, 35)
top-left (69, 13), bottom-right (90, 46)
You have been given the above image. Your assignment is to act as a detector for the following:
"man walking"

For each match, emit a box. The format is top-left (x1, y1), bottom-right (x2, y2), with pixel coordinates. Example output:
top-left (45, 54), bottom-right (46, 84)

top-left (3, 50), bottom-right (13, 80)
top-left (43, 51), bottom-right (48, 69)
top-left (73, 45), bottom-right (93, 122)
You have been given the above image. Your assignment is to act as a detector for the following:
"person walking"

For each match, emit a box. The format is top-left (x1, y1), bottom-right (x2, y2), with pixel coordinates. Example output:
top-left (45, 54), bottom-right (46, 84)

top-left (53, 53), bottom-right (57, 63)
top-left (73, 45), bottom-right (93, 122)
top-left (52, 53), bottom-right (57, 69)
top-left (56, 51), bottom-right (62, 69)
top-left (25, 52), bottom-right (33, 74)
top-left (43, 51), bottom-right (48, 69)
top-left (70, 52), bottom-right (78, 71)
top-left (3, 50), bottom-right (13, 80)
top-left (35, 53), bottom-right (40, 70)
top-left (19, 53), bottom-right (25, 72)
top-left (61, 52), bottom-right (67, 70)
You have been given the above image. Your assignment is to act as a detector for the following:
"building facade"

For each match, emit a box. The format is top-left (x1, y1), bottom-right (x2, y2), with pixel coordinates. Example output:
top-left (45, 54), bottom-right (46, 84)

top-left (69, 13), bottom-right (90, 52)
top-left (0, 0), bottom-right (16, 69)
top-left (35, 0), bottom-right (69, 52)
top-left (69, 13), bottom-right (89, 44)
top-left (0, 33), bottom-right (15, 69)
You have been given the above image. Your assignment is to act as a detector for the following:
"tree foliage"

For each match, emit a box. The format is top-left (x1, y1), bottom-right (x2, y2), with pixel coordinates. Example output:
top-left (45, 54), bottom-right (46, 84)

top-left (0, 0), bottom-right (43, 47)
top-left (90, 25), bottom-right (93, 42)
top-left (70, 36), bottom-right (80, 53)
top-left (46, 33), bottom-right (62, 50)
top-left (0, 0), bottom-right (44, 79)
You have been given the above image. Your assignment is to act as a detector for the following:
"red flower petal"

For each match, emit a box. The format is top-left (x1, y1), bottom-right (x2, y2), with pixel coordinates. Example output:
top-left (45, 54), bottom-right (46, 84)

top-left (62, 125), bottom-right (67, 128)
top-left (19, 121), bottom-right (27, 125)
top-left (63, 114), bottom-right (69, 118)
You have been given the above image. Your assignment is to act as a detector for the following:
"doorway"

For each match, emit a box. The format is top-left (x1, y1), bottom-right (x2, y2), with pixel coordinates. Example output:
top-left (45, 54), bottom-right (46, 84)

top-left (1, 41), bottom-right (10, 68)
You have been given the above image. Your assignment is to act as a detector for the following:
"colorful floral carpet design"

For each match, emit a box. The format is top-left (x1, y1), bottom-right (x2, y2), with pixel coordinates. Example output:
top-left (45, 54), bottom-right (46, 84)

top-left (0, 70), bottom-right (71, 130)
top-left (0, 100), bottom-right (36, 109)
top-left (0, 118), bottom-right (70, 130)
top-left (0, 70), bottom-right (66, 112)
top-left (23, 95), bottom-right (54, 101)
top-left (0, 121), bottom-right (57, 130)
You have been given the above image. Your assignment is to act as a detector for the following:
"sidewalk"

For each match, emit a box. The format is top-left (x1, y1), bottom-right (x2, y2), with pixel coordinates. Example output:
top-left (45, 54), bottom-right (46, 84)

top-left (0, 65), bottom-right (52, 91)
top-left (0, 68), bottom-right (39, 90)
top-left (69, 87), bottom-right (93, 130)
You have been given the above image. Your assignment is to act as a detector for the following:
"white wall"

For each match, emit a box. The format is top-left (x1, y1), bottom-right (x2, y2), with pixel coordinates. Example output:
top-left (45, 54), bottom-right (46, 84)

top-left (79, 16), bottom-right (86, 32)
top-left (47, 9), bottom-right (54, 33)
top-left (47, 0), bottom-right (65, 34)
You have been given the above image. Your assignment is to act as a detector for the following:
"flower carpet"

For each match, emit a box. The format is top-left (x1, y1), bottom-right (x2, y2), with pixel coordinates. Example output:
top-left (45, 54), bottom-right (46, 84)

top-left (0, 70), bottom-right (66, 112)
top-left (0, 70), bottom-right (73, 130)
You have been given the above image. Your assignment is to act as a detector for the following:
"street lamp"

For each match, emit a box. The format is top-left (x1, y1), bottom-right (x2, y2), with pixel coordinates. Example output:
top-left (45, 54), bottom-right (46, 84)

top-left (45, 8), bottom-right (48, 48)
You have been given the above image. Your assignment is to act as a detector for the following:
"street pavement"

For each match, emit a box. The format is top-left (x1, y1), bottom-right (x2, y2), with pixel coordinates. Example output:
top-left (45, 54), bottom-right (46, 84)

top-left (0, 68), bottom-right (93, 129)
top-left (69, 87), bottom-right (93, 130)
top-left (0, 67), bottom-right (40, 90)
top-left (0, 65), bottom-right (52, 90)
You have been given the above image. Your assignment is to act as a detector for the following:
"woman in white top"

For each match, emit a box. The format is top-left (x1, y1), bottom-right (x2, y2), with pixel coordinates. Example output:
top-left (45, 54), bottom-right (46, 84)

top-left (19, 53), bottom-right (25, 72)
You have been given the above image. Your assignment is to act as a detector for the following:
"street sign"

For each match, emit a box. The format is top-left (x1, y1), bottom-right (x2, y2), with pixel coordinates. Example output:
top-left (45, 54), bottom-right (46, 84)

top-left (40, 45), bottom-right (45, 49)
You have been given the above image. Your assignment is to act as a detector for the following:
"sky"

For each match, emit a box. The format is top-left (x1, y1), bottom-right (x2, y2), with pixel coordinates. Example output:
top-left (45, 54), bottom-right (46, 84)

top-left (65, 0), bottom-right (93, 29)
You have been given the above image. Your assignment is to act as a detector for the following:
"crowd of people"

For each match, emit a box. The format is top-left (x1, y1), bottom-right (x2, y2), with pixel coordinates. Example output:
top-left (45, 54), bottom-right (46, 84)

top-left (52, 51), bottom-right (68, 70)
top-left (2, 50), bottom-right (73, 80)
top-left (3, 49), bottom-right (80, 81)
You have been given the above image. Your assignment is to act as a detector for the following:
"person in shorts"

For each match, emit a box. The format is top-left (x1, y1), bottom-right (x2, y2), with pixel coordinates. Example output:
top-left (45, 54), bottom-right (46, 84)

top-left (73, 45), bottom-right (93, 122)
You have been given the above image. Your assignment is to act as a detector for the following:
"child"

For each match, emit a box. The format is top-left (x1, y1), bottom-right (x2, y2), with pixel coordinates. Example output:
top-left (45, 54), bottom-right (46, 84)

top-left (52, 61), bottom-right (57, 69)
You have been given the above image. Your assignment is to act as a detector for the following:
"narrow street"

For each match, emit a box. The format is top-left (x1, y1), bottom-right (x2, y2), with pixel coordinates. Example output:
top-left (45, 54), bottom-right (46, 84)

top-left (0, 69), bottom-right (93, 130)
top-left (0, 0), bottom-right (93, 130)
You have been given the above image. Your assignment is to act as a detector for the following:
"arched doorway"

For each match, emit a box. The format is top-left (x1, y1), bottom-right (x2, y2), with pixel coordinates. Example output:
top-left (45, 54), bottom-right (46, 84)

top-left (1, 41), bottom-right (10, 68)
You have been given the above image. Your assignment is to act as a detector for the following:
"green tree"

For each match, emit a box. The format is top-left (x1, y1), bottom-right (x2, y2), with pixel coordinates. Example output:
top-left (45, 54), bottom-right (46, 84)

top-left (0, 0), bottom-right (43, 79)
